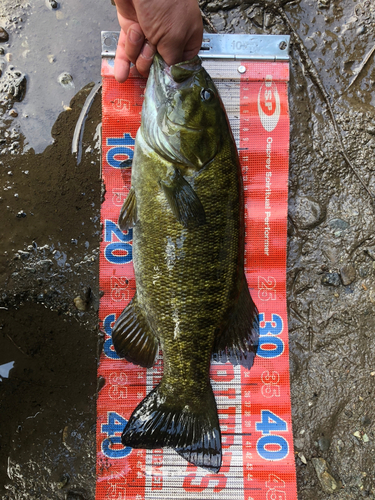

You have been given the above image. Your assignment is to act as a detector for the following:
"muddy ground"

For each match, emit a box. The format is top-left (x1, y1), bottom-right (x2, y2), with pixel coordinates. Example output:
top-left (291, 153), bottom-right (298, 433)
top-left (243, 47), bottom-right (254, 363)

top-left (0, 0), bottom-right (374, 499)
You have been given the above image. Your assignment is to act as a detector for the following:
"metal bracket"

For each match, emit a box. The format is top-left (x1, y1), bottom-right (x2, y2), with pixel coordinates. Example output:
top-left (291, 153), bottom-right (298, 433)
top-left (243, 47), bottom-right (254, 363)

top-left (101, 31), bottom-right (119, 58)
top-left (102, 32), bottom-right (290, 61)
top-left (200, 34), bottom-right (289, 61)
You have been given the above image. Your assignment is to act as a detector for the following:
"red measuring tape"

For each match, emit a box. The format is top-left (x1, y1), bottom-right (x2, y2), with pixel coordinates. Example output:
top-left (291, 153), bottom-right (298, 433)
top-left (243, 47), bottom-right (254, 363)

top-left (97, 37), bottom-right (297, 500)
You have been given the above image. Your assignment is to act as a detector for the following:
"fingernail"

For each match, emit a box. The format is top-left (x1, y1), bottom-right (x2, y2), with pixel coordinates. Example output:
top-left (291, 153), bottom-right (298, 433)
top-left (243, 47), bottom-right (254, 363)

top-left (128, 29), bottom-right (142, 44)
top-left (141, 42), bottom-right (155, 60)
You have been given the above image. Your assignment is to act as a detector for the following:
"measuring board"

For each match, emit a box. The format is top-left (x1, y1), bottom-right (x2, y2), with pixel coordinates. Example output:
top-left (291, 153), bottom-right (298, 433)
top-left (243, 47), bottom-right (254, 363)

top-left (97, 32), bottom-right (297, 500)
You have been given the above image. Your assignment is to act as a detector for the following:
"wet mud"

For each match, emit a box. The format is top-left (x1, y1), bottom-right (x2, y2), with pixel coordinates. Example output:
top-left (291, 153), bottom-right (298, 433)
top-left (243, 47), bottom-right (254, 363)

top-left (0, 0), bottom-right (375, 499)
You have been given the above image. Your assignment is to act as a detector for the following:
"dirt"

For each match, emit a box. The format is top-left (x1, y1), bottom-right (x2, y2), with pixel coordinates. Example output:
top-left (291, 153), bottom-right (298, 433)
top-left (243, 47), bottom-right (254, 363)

top-left (0, 0), bottom-right (375, 499)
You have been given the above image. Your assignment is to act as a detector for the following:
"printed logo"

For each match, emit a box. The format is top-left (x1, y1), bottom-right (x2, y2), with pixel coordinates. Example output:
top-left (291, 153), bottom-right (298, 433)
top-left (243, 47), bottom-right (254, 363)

top-left (257, 75), bottom-right (281, 132)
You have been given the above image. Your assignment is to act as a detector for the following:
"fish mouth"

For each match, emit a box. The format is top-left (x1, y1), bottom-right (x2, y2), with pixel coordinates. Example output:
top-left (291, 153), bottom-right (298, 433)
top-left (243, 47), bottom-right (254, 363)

top-left (153, 54), bottom-right (202, 85)
top-left (140, 55), bottom-right (206, 167)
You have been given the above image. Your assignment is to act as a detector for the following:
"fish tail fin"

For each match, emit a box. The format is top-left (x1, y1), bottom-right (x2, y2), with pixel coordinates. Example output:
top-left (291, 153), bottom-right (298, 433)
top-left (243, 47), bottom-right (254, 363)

top-left (122, 381), bottom-right (222, 472)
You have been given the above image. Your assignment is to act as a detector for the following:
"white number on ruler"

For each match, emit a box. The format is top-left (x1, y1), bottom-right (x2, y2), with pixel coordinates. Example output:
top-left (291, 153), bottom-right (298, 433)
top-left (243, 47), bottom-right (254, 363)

top-left (261, 370), bottom-right (280, 398)
top-left (258, 276), bottom-right (277, 301)
top-left (110, 276), bottom-right (130, 302)
top-left (266, 474), bottom-right (287, 500)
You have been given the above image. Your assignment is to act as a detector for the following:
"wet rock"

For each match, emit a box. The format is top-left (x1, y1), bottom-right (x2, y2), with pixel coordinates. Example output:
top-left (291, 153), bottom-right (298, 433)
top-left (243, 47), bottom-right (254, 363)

top-left (0, 69), bottom-right (27, 102)
top-left (290, 196), bottom-right (324, 229)
top-left (0, 27), bottom-right (9, 42)
top-left (312, 458), bottom-right (339, 494)
top-left (58, 72), bottom-right (74, 89)
top-left (0, 47), bottom-right (4, 55)
top-left (321, 272), bottom-right (341, 286)
top-left (340, 264), bottom-right (356, 285)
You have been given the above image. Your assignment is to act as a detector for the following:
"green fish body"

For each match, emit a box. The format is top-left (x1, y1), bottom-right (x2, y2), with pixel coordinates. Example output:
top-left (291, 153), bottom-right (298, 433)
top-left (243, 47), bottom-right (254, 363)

top-left (112, 55), bottom-right (258, 472)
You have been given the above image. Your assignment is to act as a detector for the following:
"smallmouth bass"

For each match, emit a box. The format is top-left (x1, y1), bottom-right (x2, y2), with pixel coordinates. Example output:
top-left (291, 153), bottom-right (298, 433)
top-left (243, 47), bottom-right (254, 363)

top-left (112, 55), bottom-right (259, 472)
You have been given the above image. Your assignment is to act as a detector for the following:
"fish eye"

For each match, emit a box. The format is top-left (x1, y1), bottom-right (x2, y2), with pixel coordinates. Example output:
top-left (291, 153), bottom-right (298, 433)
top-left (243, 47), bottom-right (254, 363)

top-left (200, 88), bottom-right (215, 102)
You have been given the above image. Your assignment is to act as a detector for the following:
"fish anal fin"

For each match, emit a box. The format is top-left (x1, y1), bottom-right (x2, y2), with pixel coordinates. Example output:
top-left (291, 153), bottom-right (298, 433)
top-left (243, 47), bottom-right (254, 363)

top-left (212, 276), bottom-right (259, 368)
top-left (122, 382), bottom-right (222, 472)
top-left (160, 169), bottom-right (206, 228)
top-left (112, 296), bottom-right (158, 368)
top-left (118, 186), bottom-right (137, 231)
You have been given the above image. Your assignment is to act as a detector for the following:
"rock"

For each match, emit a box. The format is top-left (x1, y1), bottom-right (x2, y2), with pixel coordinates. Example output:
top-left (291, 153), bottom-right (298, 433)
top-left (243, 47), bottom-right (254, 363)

top-left (321, 272), bottom-right (341, 286)
top-left (58, 72), bottom-right (74, 89)
top-left (365, 247), bottom-right (375, 260)
top-left (312, 458), bottom-right (339, 494)
top-left (340, 264), bottom-right (356, 285)
top-left (294, 437), bottom-right (305, 450)
top-left (328, 218), bottom-right (349, 236)
top-left (0, 28), bottom-right (9, 43)
top-left (37, 259), bottom-right (53, 271)
top-left (318, 436), bottom-right (331, 452)
top-left (291, 196), bottom-right (324, 229)
top-left (46, 0), bottom-right (59, 8)
top-left (74, 296), bottom-right (87, 311)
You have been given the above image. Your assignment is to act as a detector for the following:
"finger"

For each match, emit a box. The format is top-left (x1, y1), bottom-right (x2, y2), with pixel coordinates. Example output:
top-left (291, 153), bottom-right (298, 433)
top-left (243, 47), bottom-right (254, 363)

top-left (114, 29), bottom-right (131, 83)
top-left (125, 23), bottom-right (145, 65)
top-left (135, 41), bottom-right (157, 77)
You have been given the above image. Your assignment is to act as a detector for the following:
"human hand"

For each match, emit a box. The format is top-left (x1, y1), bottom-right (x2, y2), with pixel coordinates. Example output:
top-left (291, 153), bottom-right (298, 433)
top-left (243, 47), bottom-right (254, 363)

top-left (114, 0), bottom-right (203, 82)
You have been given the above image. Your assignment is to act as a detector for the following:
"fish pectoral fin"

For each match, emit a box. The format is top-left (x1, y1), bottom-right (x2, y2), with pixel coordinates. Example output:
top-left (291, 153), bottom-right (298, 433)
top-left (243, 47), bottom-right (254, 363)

top-left (122, 382), bottom-right (222, 472)
top-left (160, 169), bottom-right (206, 228)
top-left (212, 275), bottom-right (259, 369)
top-left (118, 186), bottom-right (137, 231)
top-left (111, 295), bottom-right (158, 368)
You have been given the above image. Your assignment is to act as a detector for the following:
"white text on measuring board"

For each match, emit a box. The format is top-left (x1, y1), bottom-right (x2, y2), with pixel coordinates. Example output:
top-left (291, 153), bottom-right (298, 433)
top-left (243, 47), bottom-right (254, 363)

top-left (264, 137), bottom-right (273, 256)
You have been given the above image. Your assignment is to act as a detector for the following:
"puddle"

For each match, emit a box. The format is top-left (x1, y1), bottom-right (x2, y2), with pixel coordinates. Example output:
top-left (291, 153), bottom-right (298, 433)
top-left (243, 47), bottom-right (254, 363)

top-left (0, 360), bottom-right (15, 379)
top-left (0, 0), bottom-right (119, 153)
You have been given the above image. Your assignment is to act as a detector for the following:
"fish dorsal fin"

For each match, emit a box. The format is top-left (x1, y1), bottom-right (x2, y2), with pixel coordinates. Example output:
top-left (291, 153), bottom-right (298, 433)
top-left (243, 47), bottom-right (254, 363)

top-left (212, 276), bottom-right (259, 369)
top-left (121, 381), bottom-right (222, 472)
top-left (160, 169), bottom-right (206, 228)
top-left (111, 295), bottom-right (158, 368)
top-left (118, 186), bottom-right (137, 231)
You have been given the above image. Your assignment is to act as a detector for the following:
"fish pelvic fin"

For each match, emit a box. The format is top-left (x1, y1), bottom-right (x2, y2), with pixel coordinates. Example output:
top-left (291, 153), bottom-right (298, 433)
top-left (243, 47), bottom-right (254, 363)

top-left (112, 295), bottom-right (158, 368)
top-left (118, 186), bottom-right (137, 231)
top-left (212, 275), bottom-right (259, 369)
top-left (160, 169), bottom-right (206, 228)
top-left (122, 382), bottom-right (222, 472)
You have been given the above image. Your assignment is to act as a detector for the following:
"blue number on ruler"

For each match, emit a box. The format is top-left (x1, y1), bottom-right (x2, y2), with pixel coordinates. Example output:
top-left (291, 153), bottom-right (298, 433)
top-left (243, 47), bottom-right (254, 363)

top-left (101, 412), bottom-right (132, 459)
top-left (104, 220), bottom-right (132, 264)
top-left (106, 133), bottom-right (135, 168)
top-left (257, 313), bottom-right (284, 358)
top-left (256, 410), bottom-right (288, 461)
top-left (103, 314), bottom-right (120, 360)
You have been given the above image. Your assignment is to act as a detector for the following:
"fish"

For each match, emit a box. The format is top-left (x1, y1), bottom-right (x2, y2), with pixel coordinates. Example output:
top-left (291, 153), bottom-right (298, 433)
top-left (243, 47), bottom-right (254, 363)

top-left (111, 54), bottom-right (259, 473)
